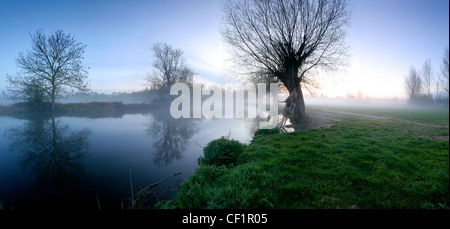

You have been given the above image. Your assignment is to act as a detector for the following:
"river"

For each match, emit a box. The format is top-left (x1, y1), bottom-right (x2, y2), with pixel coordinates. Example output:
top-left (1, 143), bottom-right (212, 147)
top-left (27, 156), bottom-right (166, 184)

top-left (0, 110), bottom-right (257, 209)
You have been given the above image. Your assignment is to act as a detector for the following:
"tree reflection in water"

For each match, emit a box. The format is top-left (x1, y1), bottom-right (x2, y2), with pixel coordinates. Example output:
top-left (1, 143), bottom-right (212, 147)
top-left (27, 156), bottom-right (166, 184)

top-left (145, 108), bottom-right (198, 167)
top-left (6, 116), bottom-right (91, 190)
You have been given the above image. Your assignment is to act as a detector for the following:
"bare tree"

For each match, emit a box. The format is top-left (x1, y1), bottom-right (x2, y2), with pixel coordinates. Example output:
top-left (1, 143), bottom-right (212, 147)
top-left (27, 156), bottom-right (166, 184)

top-left (346, 91), bottom-right (354, 99)
top-left (435, 81), bottom-right (440, 100)
top-left (222, 0), bottom-right (350, 123)
top-left (145, 43), bottom-right (193, 97)
top-left (440, 47), bottom-right (449, 94)
top-left (356, 90), bottom-right (364, 99)
top-left (421, 59), bottom-right (433, 96)
top-left (6, 76), bottom-right (48, 106)
top-left (6, 29), bottom-right (89, 109)
top-left (405, 65), bottom-right (422, 103)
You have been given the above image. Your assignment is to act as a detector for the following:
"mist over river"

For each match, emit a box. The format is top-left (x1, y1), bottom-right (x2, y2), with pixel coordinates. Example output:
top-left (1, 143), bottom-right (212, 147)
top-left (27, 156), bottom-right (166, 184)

top-left (0, 111), bottom-right (256, 209)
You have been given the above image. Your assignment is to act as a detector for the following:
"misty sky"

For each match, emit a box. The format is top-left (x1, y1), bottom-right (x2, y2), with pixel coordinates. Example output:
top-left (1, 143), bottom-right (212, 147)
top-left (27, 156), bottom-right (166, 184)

top-left (0, 0), bottom-right (448, 98)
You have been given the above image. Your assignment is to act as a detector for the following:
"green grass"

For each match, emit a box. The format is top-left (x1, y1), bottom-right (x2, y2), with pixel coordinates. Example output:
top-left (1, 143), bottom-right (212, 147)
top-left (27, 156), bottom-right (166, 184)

top-left (312, 104), bottom-right (449, 126)
top-left (157, 108), bottom-right (449, 209)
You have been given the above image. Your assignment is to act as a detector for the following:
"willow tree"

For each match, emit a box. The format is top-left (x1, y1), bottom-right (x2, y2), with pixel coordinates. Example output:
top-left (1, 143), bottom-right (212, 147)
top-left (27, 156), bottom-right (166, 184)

top-left (222, 0), bottom-right (350, 123)
top-left (6, 29), bottom-right (89, 109)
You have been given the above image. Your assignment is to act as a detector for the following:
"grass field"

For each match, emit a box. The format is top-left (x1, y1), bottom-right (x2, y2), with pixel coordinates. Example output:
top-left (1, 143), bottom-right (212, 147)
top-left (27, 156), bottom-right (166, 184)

top-left (309, 104), bottom-right (449, 126)
top-left (158, 105), bottom-right (449, 209)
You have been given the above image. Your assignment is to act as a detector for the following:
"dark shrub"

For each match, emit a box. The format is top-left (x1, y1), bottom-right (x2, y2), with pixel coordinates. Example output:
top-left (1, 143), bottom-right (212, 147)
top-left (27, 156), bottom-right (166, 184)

top-left (254, 127), bottom-right (280, 137)
top-left (198, 137), bottom-right (245, 167)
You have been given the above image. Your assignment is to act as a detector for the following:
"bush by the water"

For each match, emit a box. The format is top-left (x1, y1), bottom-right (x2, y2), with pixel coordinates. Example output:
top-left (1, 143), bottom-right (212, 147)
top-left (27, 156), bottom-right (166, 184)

top-left (198, 137), bottom-right (245, 167)
top-left (254, 127), bottom-right (280, 137)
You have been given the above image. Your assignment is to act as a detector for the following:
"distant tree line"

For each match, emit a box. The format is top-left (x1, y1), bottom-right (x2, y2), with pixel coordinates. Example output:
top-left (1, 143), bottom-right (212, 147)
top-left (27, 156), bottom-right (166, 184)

top-left (404, 47), bottom-right (449, 106)
top-left (59, 89), bottom-right (157, 104)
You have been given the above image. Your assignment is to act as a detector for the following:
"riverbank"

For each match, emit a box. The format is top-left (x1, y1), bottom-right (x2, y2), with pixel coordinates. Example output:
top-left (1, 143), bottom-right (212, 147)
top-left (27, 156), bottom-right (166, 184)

top-left (0, 101), bottom-right (153, 119)
top-left (157, 106), bottom-right (449, 209)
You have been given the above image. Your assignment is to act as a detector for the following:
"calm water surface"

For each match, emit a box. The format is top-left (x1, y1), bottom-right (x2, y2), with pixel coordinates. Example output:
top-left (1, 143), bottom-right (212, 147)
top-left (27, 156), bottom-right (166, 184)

top-left (0, 111), bottom-right (256, 209)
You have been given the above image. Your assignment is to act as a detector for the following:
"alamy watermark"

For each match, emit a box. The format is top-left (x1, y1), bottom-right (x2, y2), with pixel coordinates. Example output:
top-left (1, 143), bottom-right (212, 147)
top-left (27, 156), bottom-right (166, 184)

top-left (169, 76), bottom-right (279, 129)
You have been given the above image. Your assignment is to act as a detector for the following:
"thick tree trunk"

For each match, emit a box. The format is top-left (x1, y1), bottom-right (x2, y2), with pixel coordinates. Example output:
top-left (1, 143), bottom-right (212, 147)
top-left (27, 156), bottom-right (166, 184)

top-left (285, 85), bottom-right (306, 123)
top-left (282, 66), bottom-right (306, 123)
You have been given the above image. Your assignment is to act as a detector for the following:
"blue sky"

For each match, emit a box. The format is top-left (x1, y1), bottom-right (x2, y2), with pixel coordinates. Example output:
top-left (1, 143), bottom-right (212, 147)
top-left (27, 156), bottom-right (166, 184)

top-left (0, 0), bottom-right (448, 98)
